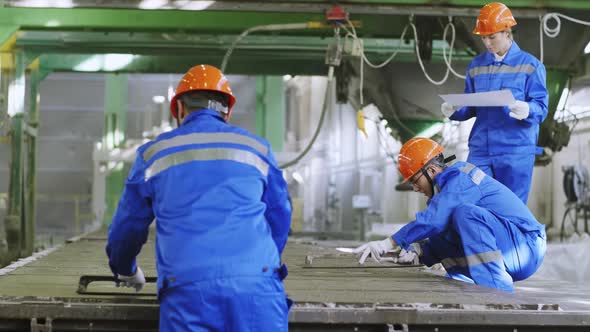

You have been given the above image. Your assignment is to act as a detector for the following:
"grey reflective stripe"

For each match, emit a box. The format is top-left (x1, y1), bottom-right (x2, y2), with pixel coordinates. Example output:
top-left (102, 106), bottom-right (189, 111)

top-left (460, 163), bottom-right (485, 185)
top-left (471, 169), bottom-right (486, 185)
top-left (144, 147), bottom-right (269, 180)
top-left (469, 64), bottom-right (535, 77)
top-left (441, 250), bottom-right (503, 270)
top-left (459, 163), bottom-right (475, 175)
top-left (143, 133), bottom-right (268, 161)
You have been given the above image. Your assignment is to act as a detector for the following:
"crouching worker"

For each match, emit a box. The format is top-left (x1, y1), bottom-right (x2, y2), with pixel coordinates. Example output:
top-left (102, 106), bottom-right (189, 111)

top-left (106, 64), bottom-right (292, 331)
top-left (353, 137), bottom-right (546, 292)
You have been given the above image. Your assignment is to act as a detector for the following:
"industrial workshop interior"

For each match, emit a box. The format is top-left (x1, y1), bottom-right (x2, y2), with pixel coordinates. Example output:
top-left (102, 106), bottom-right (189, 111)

top-left (1, 0), bottom-right (590, 331)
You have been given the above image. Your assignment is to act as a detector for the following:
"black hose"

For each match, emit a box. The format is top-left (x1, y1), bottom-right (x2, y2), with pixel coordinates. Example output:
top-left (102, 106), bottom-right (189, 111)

top-left (280, 67), bottom-right (334, 169)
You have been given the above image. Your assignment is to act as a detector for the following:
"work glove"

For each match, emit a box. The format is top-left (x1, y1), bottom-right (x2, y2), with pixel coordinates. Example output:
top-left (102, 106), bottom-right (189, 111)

top-left (508, 101), bottom-right (530, 120)
top-left (353, 237), bottom-right (396, 264)
top-left (441, 102), bottom-right (457, 118)
top-left (117, 266), bottom-right (145, 292)
top-left (394, 243), bottom-right (422, 265)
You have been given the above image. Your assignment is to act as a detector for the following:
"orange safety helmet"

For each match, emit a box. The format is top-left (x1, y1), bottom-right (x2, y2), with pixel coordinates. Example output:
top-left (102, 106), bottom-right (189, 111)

top-left (398, 137), bottom-right (444, 183)
top-left (472, 2), bottom-right (517, 35)
top-left (170, 64), bottom-right (237, 119)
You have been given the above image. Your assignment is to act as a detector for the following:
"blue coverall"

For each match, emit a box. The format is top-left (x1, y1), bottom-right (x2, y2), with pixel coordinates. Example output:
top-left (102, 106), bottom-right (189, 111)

top-left (106, 109), bottom-right (292, 331)
top-left (450, 41), bottom-right (548, 204)
top-left (393, 162), bottom-right (546, 292)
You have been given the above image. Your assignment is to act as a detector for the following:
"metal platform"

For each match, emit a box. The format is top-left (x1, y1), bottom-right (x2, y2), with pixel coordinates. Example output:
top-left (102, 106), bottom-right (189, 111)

top-left (0, 230), bottom-right (589, 331)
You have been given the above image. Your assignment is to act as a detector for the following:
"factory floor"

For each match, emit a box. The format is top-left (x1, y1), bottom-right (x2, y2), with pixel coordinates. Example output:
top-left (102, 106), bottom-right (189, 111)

top-left (0, 229), bottom-right (589, 331)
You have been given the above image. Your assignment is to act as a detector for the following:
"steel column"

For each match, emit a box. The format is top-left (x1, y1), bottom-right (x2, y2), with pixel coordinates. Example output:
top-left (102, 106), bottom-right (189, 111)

top-left (4, 47), bottom-right (25, 259)
top-left (22, 65), bottom-right (45, 256)
top-left (103, 74), bottom-right (128, 225)
top-left (256, 76), bottom-right (285, 152)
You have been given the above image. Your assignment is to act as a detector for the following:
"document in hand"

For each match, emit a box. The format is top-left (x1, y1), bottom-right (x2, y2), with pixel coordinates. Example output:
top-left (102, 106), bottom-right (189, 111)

top-left (439, 89), bottom-right (516, 107)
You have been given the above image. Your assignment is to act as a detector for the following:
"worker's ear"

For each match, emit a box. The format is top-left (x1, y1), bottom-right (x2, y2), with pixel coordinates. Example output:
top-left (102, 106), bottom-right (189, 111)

top-left (177, 100), bottom-right (185, 121)
top-left (427, 164), bottom-right (438, 177)
top-left (175, 100), bottom-right (185, 127)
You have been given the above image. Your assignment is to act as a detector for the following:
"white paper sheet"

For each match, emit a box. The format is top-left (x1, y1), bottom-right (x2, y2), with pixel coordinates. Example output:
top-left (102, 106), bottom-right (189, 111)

top-left (439, 89), bottom-right (515, 107)
top-left (335, 247), bottom-right (355, 253)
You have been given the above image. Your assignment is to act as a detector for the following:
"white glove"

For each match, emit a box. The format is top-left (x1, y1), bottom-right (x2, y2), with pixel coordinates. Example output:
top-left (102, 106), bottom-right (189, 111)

top-left (117, 266), bottom-right (145, 292)
top-left (508, 101), bottom-right (530, 120)
top-left (353, 237), bottom-right (395, 264)
top-left (394, 243), bottom-right (422, 265)
top-left (441, 102), bottom-right (457, 118)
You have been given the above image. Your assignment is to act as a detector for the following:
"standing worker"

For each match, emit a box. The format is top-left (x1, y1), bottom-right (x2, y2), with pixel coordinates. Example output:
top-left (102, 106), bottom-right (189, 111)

top-left (353, 138), bottom-right (546, 292)
top-left (441, 2), bottom-right (548, 203)
top-left (106, 64), bottom-right (292, 331)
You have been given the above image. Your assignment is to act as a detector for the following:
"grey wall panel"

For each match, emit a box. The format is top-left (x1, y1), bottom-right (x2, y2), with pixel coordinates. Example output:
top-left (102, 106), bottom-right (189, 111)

top-left (0, 144), bottom-right (9, 170)
top-left (127, 110), bottom-right (159, 139)
top-left (229, 76), bottom-right (256, 116)
top-left (127, 73), bottom-right (180, 111)
top-left (36, 171), bottom-right (92, 195)
top-left (228, 113), bottom-right (255, 134)
top-left (0, 170), bottom-right (7, 194)
top-left (40, 73), bottom-right (106, 111)
top-left (37, 140), bottom-right (94, 171)
top-left (39, 110), bottom-right (104, 140)
top-left (0, 72), bottom-right (257, 241)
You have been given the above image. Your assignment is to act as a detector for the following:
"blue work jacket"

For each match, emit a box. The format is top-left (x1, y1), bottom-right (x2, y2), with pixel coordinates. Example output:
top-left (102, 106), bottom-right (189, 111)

top-left (450, 42), bottom-right (548, 155)
top-left (393, 162), bottom-right (544, 249)
top-left (106, 109), bottom-right (292, 292)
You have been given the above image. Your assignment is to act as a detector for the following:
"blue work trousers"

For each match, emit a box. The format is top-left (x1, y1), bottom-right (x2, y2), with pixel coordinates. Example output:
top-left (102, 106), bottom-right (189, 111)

top-left (468, 153), bottom-right (536, 204)
top-left (159, 276), bottom-right (288, 332)
top-left (422, 203), bottom-right (546, 292)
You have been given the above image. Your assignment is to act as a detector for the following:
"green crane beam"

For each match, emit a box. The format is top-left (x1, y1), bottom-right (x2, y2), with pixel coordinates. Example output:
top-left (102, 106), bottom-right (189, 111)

top-left (0, 7), bottom-right (407, 38)
top-left (6, 1), bottom-right (590, 13)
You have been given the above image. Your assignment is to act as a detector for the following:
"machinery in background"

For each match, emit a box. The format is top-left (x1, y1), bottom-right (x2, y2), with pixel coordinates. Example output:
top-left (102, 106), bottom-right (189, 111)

top-left (560, 164), bottom-right (590, 241)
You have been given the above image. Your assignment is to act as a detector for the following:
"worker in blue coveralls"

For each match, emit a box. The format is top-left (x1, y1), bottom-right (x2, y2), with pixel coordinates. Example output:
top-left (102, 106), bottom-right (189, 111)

top-left (353, 138), bottom-right (546, 292)
top-left (105, 64), bottom-right (292, 331)
top-left (440, 2), bottom-right (548, 204)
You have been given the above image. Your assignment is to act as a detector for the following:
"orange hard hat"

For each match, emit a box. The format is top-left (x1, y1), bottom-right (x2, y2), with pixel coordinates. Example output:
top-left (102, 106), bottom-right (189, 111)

top-left (472, 2), bottom-right (517, 35)
top-left (170, 64), bottom-right (236, 119)
top-left (398, 137), bottom-right (444, 183)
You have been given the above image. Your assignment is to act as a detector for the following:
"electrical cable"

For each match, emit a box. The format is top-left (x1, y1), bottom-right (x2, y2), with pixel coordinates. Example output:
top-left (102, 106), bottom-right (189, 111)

top-left (230, 17), bottom-right (470, 169)
top-left (340, 22), bottom-right (366, 106)
top-left (343, 21), bottom-right (410, 69)
top-left (221, 22), bottom-right (312, 72)
top-left (441, 18), bottom-right (466, 79)
top-left (280, 25), bottom-right (342, 169)
top-left (344, 18), bottom-right (465, 89)
top-left (221, 22), bottom-right (335, 169)
top-left (412, 19), bottom-right (465, 81)
top-left (340, 16), bottom-right (465, 143)
top-left (279, 66), bottom-right (334, 169)
top-left (409, 21), bottom-right (450, 86)
top-left (540, 13), bottom-right (590, 63)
